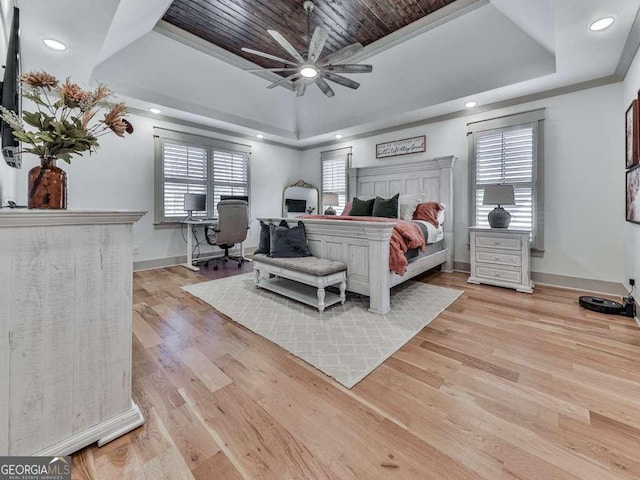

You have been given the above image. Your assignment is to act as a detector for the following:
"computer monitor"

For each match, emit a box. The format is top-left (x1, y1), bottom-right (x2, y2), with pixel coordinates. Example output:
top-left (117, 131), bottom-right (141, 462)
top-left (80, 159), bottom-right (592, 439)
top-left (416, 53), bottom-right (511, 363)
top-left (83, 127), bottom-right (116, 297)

top-left (220, 195), bottom-right (249, 204)
top-left (184, 193), bottom-right (206, 218)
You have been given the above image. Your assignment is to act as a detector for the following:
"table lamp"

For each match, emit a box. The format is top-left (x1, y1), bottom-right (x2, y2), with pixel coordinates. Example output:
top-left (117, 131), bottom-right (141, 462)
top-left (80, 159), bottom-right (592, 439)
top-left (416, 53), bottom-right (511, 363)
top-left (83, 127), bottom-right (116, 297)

top-left (323, 193), bottom-right (339, 215)
top-left (483, 184), bottom-right (515, 228)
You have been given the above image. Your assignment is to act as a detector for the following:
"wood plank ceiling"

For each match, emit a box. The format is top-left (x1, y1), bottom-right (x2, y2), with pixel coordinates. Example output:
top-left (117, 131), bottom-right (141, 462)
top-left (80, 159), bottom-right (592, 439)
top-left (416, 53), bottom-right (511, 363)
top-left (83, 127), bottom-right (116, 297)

top-left (163, 0), bottom-right (458, 69)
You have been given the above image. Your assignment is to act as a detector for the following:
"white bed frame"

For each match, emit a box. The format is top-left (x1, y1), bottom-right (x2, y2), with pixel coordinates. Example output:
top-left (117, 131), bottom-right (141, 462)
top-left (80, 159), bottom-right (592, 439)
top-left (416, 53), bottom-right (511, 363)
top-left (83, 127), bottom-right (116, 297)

top-left (259, 156), bottom-right (455, 314)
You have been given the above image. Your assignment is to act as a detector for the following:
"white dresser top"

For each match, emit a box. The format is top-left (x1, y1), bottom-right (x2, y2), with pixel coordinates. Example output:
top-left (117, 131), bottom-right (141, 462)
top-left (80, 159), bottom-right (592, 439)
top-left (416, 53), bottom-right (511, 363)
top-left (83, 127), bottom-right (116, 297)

top-left (0, 209), bottom-right (147, 227)
top-left (469, 225), bottom-right (531, 235)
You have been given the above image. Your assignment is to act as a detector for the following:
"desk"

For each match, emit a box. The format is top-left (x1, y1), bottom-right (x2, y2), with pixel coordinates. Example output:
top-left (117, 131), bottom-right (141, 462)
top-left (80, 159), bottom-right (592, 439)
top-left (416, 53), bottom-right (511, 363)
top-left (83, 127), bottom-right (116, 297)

top-left (182, 218), bottom-right (217, 272)
top-left (181, 218), bottom-right (248, 271)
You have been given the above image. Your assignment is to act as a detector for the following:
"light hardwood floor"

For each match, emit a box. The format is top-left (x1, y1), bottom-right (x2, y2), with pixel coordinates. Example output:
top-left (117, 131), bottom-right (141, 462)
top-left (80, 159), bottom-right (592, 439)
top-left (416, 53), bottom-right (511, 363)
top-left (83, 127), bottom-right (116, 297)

top-left (71, 266), bottom-right (640, 480)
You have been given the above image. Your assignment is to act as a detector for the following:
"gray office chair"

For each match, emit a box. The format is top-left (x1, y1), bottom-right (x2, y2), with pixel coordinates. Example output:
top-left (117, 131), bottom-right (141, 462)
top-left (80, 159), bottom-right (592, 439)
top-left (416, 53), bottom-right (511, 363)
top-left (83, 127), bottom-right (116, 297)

top-left (205, 200), bottom-right (249, 270)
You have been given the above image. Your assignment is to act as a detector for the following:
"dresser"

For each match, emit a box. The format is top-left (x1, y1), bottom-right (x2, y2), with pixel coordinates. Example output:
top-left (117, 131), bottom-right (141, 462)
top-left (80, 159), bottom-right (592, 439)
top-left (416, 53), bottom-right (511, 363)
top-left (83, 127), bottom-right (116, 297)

top-left (0, 210), bottom-right (146, 456)
top-left (468, 226), bottom-right (533, 293)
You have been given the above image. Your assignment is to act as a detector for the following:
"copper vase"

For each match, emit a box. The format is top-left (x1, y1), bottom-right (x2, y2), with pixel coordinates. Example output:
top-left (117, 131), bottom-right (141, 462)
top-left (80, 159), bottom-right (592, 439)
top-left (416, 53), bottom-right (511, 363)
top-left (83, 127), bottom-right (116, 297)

top-left (28, 156), bottom-right (67, 209)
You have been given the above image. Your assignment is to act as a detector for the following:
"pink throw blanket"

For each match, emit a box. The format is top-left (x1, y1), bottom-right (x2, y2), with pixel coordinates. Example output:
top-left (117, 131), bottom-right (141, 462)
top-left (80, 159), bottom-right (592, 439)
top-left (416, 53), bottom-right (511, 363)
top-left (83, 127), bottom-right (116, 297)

top-left (299, 215), bottom-right (426, 275)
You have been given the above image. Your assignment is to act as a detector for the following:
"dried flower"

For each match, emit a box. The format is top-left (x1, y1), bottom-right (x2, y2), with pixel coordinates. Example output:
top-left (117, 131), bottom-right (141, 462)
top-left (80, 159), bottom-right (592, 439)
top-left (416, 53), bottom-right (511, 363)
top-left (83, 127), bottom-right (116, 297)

top-left (57, 79), bottom-right (86, 107)
top-left (20, 71), bottom-right (58, 88)
top-left (0, 72), bottom-right (132, 163)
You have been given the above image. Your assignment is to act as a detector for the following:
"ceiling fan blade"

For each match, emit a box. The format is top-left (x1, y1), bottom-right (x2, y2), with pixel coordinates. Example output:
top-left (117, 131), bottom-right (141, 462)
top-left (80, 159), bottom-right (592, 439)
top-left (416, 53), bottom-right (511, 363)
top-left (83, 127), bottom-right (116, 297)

top-left (323, 72), bottom-right (360, 90)
top-left (307, 27), bottom-right (328, 63)
top-left (268, 29), bottom-right (305, 63)
top-left (241, 48), bottom-right (299, 66)
top-left (296, 81), bottom-right (308, 97)
top-left (244, 68), bottom-right (298, 73)
top-left (267, 73), bottom-right (300, 89)
top-left (315, 77), bottom-right (335, 98)
top-left (323, 64), bottom-right (372, 74)
top-left (317, 42), bottom-right (363, 67)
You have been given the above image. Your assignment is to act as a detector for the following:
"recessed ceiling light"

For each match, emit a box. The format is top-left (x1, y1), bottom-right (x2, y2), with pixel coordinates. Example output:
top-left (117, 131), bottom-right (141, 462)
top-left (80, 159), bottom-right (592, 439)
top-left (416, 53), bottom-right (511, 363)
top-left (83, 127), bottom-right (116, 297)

top-left (465, 101), bottom-right (478, 108)
top-left (588, 17), bottom-right (615, 32)
top-left (335, 134), bottom-right (343, 139)
top-left (300, 66), bottom-right (318, 78)
top-left (256, 134), bottom-right (264, 139)
top-left (43, 38), bottom-right (67, 51)
top-left (149, 108), bottom-right (162, 114)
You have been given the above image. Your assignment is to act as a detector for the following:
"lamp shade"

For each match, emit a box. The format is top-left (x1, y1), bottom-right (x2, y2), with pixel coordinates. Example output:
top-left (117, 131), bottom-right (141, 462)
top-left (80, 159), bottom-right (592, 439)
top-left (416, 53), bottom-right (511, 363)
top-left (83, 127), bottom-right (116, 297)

top-left (483, 184), bottom-right (515, 206)
top-left (323, 192), bottom-right (339, 205)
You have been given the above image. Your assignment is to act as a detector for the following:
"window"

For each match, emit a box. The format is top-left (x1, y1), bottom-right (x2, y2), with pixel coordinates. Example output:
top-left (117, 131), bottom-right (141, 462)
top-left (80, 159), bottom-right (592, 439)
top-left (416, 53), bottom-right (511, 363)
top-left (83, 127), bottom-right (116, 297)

top-left (321, 147), bottom-right (351, 213)
top-left (468, 109), bottom-right (544, 251)
top-left (155, 129), bottom-right (250, 223)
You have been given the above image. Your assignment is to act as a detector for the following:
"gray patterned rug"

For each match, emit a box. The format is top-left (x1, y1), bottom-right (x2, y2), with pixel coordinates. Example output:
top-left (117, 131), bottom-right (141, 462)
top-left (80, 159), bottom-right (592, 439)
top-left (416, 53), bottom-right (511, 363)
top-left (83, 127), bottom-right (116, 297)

top-left (183, 273), bottom-right (462, 388)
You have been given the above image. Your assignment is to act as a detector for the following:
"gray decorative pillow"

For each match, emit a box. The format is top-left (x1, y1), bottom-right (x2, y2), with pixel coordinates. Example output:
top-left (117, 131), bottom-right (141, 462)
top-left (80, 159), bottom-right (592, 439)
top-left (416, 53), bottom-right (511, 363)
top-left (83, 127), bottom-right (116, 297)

top-left (269, 221), bottom-right (312, 258)
top-left (254, 220), bottom-right (271, 254)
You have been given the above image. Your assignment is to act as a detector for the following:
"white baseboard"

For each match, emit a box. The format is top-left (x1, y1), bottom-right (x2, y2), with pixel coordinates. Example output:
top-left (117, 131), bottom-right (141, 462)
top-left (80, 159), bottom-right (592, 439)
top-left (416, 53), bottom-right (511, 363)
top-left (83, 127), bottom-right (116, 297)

top-left (451, 262), bottom-right (626, 297)
top-left (134, 245), bottom-right (258, 272)
top-left (33, 400), bottom-right (144, 456)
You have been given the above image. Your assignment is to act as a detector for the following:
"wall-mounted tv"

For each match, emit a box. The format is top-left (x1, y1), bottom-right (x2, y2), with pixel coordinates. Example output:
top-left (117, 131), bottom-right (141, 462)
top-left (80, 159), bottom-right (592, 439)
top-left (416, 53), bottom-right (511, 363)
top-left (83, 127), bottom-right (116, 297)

top-left (1, 7), bottom-right (20, 168)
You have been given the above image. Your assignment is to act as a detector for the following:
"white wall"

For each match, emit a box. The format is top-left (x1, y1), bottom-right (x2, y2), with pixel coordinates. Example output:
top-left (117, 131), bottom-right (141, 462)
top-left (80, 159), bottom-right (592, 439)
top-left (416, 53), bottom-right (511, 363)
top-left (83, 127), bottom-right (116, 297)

top-left (623, 47), bottom-right (640, 290)
top-left (302, 83), bottom-right (625, 283)
top-left (14, 114), bottom-right (302, 263)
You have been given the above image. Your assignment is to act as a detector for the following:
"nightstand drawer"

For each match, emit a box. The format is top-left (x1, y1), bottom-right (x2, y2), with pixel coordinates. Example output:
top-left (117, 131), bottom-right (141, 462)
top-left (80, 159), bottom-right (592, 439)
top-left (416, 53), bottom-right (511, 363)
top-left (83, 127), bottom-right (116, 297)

top-left (476, 250), bottom-right (522, 267)
top-left (476, 266), bottom-right (522, 284)
top-left (475, 235), bottom-right (521, 250)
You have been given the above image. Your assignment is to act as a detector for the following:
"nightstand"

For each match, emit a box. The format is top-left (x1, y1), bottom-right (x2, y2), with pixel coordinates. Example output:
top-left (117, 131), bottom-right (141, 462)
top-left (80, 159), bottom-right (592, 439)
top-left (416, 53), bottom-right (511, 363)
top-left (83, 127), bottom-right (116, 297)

top-left (468, 226), bottom-right (534, 293)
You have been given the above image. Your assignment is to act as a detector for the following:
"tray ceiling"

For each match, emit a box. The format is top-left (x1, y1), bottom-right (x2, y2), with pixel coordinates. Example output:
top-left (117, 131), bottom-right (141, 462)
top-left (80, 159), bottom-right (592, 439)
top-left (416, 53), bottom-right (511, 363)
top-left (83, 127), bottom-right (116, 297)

top-left (162, 0), bottom-right (458, 69)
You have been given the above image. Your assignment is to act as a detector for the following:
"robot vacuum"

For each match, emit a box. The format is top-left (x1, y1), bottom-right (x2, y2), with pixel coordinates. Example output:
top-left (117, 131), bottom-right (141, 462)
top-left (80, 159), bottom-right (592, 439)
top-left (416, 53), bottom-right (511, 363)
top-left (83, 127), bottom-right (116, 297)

top-left (579, 296), bottom-right (628, 315)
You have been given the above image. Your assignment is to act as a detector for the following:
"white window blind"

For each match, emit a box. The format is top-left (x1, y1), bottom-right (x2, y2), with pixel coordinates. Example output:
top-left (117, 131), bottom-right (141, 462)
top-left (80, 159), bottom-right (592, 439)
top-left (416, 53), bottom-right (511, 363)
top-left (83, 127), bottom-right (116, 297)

top-left (474, 125), bottom-right (534, 232)
top-left (162, 141), bottom-right (208, 219)
top-left (469, 109), bottom-right (544, 251)
top-left (155, 129), bottom-right (250, 223)
top-left (212, 150), bottom-right (249, 209)
top-left (321, 147), bottom-right (351, 213)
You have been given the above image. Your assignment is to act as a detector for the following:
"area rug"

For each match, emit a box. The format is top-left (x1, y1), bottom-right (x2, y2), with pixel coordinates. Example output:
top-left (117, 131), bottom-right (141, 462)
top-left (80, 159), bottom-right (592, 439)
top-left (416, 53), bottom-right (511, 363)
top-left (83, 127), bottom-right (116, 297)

top-left (183, 273), bottom-right (462, 388)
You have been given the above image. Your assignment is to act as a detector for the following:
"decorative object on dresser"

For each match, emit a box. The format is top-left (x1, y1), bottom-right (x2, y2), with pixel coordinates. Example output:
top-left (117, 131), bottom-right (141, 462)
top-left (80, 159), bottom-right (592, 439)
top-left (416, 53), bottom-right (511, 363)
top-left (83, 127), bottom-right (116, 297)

top-left (0, 71), bottom-right (133, 210)
top-left (468, 226), bottom-right (533, 293)
top-left (483, 184), bottom-right (515, 228)
top-left (322, 192), bottom-right (339, 215)
top-left (0, 210), bottom-right (146, 456)
top-left (626, 98), bottom-right (639, 169)
top-left (376, 135), bottom-right (426, 159)
top-left (627, 165), bottom-right (640, 224)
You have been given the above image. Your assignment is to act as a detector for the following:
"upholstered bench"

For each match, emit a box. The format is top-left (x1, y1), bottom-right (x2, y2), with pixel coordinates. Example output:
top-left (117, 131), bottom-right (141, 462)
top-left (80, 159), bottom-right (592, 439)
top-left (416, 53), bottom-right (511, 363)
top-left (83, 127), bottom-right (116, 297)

top-left (250, 254), bottom-right (347, 312)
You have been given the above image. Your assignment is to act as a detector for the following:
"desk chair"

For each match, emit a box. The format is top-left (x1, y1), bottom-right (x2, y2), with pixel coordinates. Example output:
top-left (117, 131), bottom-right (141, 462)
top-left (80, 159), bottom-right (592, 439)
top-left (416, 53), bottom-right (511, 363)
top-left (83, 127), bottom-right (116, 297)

top-left (205, 199), bottom-right (249, 270)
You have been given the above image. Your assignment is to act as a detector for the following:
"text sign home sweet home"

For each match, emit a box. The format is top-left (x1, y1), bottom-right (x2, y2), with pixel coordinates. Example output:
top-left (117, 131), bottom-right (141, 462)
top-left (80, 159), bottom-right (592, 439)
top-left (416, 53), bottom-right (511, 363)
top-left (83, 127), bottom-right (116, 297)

top-left (376, 135), bottom-right (426, 159)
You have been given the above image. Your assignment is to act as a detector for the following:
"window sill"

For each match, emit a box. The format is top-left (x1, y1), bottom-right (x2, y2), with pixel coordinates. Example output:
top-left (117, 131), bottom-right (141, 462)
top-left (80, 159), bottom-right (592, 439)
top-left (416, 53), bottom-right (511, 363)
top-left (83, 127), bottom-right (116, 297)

top-left (154, 221), bottom-right (183, 229)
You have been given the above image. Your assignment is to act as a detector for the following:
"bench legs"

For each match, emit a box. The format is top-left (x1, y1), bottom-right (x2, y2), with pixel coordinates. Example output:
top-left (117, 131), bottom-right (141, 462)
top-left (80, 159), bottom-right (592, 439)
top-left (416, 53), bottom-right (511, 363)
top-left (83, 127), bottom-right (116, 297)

top-left (339, 280), bottom-right (346, 304)
top-left (317, 287), bottom-right (326, 312)
top-left (254, 268), bottom-right (261, 287)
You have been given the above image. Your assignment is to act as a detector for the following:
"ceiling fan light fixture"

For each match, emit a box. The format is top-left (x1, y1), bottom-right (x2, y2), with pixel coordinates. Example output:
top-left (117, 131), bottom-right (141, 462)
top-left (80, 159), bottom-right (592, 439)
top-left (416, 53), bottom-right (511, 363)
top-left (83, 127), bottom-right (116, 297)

top-left (300, 66), bottom-right (318, 78)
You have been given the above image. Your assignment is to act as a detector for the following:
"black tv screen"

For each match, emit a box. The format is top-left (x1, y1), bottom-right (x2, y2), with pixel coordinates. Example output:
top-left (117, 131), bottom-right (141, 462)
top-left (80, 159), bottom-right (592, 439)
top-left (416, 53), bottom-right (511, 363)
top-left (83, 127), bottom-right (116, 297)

top-left (1, 7), bottom-right (20, 168)
top-left (285, 198), bottom-right (306, 213)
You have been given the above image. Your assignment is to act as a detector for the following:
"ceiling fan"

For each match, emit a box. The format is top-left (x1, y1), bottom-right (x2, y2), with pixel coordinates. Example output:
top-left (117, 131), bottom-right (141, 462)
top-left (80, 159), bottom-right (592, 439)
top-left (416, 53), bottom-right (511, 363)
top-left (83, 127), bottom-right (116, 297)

top-left (241, 0), bottom-right (373, 98)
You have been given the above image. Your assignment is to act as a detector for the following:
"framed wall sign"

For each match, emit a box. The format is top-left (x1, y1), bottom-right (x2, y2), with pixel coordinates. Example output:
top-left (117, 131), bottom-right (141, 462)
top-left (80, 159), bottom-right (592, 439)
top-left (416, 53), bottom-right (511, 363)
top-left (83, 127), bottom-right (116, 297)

top-left (626, 99), bottom-right (639, 169)
top-left (376, 135), bottom-right (426, 159)
top-left (627, 165), bottom-right (640, 224)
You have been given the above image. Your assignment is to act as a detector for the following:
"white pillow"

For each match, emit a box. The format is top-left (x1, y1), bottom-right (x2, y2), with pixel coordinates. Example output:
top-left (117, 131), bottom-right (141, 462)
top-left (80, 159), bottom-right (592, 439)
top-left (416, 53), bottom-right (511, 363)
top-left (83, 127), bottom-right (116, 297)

top-left (438, 203), bottom-right (446, 225)
top-left (398, 193), bottom-right (424, 221)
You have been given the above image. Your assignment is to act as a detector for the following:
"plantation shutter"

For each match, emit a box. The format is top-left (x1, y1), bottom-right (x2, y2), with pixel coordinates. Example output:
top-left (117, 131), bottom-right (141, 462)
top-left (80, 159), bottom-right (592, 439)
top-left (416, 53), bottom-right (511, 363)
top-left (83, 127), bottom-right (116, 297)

top-left (161, 140), bottom-right (208, 220)
top-left (154, 128), bottom-right (251, 223)
top-left (468, 109), bottom-right (544, 251)
top-left (212, 149), bottom-right (249, 210)
top-left (474, 125), bottom-right (534, 231)
top-left (321, 147), bottom-right (351, 213)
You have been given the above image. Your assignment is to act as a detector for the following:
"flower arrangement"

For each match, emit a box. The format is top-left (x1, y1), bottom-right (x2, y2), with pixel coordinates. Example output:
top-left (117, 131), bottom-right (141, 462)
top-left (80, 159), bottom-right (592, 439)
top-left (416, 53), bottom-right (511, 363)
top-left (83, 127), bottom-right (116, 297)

top-left (0, 71), bottom-right (133, 163)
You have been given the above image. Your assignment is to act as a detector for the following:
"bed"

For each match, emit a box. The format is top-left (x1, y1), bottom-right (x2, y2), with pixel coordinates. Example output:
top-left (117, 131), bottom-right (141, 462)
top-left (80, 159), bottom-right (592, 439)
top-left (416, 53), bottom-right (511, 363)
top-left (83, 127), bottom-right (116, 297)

top-left (259, 156), bottom-right (455, 314)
